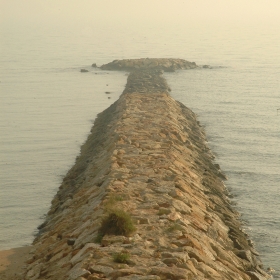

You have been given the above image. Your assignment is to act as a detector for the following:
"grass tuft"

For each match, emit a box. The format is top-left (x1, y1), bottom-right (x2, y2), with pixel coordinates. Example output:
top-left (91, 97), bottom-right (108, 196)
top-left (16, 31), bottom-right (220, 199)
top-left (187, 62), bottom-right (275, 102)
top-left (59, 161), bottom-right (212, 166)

top-left (113, 251), bottom-right (130, 263)
top-left (99, 209), bottom-right (136, 237)
top-left (167, 223), bottom-right (184, 232)
top-left (94, 233), bottom-right (104, 244)
top-left (104, 194), bottom-right (125, 211)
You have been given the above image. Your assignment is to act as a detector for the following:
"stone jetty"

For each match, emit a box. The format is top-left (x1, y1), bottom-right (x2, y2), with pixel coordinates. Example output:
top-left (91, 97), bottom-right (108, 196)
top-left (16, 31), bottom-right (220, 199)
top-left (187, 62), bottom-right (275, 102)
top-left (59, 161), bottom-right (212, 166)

top-left (22, 60), bottom-right (270, 280)
top-left (99, 58), bottom-right (197, 72)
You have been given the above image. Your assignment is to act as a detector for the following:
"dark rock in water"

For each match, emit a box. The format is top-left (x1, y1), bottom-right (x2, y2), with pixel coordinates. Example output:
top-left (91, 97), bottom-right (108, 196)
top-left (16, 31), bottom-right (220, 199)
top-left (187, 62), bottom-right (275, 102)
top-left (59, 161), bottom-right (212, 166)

top-left (37, 221), bottom-right (48, 230)
top-left (203, 65), bottom-right (211, 69)
top-left (80, 69), bottom-right (89, 72)
top-left (67, 238), bottom-right (76, 246)
top-left (91, 63), bottom-right (97, 67)
top-left (105, 91), bottom-right (111, 94)
top-left (246, 271), bottom-right (268, 280)
top-left (237, 250), bottom-right (257, 266)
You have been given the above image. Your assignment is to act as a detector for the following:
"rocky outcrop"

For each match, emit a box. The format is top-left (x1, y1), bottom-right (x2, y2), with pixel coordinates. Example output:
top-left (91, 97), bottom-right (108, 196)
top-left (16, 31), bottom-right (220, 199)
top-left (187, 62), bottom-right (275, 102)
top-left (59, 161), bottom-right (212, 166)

top-left (22, 69), bottom-right (270, 280)
top-left (100, 58), bottom-right (197, 72)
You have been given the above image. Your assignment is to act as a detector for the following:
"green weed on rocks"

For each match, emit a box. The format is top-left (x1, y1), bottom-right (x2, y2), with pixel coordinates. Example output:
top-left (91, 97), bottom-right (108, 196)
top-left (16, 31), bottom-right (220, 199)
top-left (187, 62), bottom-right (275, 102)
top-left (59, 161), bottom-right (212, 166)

top-left (96, 209), bottom-right (136, 243)
top-left (103, 193), bottom-right (127, 211)
top-left (113, 251), bottom-right (130, 263)
top-left (166, 222), bottom-right (184, 232)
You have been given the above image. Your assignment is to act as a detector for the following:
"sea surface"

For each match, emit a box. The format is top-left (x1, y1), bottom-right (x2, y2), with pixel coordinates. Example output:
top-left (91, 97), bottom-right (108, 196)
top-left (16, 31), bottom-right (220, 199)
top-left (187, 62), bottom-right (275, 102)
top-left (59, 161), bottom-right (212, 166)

top-left (1, 18), bottom-right (279, 277)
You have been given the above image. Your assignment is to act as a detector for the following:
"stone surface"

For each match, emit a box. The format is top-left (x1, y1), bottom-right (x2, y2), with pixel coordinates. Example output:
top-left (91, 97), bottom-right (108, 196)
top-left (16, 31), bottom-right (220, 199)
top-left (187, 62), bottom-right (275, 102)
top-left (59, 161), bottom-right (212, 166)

top-left (21, 65), bottom-right (270, 280)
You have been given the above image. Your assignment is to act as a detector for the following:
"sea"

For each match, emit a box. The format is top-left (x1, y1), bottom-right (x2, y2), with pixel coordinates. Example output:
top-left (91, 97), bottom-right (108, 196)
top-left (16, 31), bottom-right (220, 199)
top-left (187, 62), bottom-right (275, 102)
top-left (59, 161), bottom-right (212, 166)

top-left (0, 4), bottom-right (279, 277)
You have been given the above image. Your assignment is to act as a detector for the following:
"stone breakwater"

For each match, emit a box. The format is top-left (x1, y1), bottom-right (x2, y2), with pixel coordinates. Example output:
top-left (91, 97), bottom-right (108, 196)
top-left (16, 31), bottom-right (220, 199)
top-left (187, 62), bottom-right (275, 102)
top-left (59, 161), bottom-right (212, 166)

top-left (99, 58), bottom-right (197, 72)
top-left (22, 68), bottom-right (271, 280)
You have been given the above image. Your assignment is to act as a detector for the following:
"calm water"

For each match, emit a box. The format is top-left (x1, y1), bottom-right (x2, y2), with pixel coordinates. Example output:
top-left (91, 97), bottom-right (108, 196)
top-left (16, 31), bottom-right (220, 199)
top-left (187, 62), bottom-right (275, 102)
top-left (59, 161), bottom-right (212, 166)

top-left (0, 19), bottom-right (279, 276)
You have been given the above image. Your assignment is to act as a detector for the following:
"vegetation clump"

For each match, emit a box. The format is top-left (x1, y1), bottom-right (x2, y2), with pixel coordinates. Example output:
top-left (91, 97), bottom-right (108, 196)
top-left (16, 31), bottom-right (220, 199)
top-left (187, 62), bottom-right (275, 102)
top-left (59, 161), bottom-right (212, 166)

top-left (99, 209), bottom-right (136, 237)
top-left (104, 194), bottom-right (124, 210)
top-left (94, 233), bottom-right (104, 244)
top-left (167, 222), bottom-right (184, 232)
top-left (113, 251), bottom-right (130, 263)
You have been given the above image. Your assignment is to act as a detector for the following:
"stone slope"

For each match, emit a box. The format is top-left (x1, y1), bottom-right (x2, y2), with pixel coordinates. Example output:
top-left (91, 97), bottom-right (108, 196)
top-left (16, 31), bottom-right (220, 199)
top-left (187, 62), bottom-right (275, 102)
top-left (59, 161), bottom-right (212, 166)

top-left (23, 69), bottom-right (270, 280)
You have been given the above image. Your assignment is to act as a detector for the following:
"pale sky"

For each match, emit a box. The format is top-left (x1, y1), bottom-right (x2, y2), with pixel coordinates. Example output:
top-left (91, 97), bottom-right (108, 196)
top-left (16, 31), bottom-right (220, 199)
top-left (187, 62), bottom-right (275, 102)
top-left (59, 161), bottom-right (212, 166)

top-left (1, 0), bottom-right (280, 27)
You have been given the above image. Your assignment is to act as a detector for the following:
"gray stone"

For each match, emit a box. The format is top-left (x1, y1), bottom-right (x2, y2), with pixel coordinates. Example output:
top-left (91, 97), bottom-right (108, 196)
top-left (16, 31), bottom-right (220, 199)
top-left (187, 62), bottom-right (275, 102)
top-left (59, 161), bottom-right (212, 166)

top-left (172, 200), bottom-right (192, 214)
top-left (68, 263), bottom-right (91, 280)
top-left (89, 264), bottom-right (114, 276)
top-left (70, 243), bottom-right (100, 265)
top-left (246, 271), bottom-right (268, 280)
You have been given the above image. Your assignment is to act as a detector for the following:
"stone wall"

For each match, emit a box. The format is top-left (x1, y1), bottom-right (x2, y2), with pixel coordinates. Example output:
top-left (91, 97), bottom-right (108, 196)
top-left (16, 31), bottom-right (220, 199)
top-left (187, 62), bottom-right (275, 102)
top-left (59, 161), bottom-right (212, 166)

top-left (23, 69), bottom-right (270, 280)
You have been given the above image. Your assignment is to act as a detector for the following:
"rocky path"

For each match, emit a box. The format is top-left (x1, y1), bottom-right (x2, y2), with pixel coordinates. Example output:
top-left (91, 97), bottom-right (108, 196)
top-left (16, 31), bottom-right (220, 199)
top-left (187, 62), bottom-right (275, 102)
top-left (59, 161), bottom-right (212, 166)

top-left (22, 68), bottom-right (270, 280)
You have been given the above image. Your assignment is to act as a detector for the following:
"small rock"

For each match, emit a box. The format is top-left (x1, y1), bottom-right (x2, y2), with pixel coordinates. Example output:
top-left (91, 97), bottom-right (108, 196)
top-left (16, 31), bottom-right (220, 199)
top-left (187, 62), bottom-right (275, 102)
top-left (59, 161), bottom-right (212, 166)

top-left (80, 69), bottom-right (89, 72)
top-left (101, 235), bottom-right (126, 246)
top-left (67, 238), bottom-right (76, 246)
top-left (246, 271), bottom-right (268, 280)
top-left (135, 217), bottom-right (150, 224)
top-left (89, 264), bottom-right (113, 276)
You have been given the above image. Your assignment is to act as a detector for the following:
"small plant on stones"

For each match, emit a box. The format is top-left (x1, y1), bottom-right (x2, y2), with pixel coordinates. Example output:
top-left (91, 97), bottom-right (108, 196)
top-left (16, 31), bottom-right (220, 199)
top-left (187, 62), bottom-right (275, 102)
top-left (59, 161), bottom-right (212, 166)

top-left (167, 222), bottom-right (184, 232)
top-left (104, 193), bottom-right (126, 211)
top-left (95, 208), bottom-right (136, 243)
top-left (113, 251), bottom-right (130, 264)
top-left (94, 233), bottom-right (104, 244)
top-left (108, 194), bottom-right (123, 203)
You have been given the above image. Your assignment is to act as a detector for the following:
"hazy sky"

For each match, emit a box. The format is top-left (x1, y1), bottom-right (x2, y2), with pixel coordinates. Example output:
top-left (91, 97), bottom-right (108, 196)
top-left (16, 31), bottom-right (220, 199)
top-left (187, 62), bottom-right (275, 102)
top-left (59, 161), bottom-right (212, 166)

top-left (1, 0), bottom-right (280, 27)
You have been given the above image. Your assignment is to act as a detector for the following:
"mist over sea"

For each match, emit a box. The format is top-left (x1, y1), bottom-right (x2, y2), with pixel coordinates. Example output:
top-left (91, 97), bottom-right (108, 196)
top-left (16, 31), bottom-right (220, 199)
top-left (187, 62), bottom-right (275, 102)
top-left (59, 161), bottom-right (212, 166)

top-left (1, 1), bottom-right (279, 276)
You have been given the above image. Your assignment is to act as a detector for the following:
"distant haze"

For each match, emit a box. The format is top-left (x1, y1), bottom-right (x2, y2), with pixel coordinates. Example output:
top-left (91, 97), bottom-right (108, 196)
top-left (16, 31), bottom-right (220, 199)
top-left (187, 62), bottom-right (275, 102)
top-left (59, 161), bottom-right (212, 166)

top-left (1, 0), bottom-right (280, 28)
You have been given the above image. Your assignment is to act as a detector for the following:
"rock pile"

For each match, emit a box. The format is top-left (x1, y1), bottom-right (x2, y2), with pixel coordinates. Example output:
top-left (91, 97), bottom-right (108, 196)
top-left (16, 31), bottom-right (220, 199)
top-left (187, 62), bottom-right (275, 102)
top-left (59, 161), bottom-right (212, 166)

top-left (123, 69), bottom-right (171, 94)
top-left (22, 70), bottom-right (270, 280)
top-left (100, 58), bottom-right (197, 72)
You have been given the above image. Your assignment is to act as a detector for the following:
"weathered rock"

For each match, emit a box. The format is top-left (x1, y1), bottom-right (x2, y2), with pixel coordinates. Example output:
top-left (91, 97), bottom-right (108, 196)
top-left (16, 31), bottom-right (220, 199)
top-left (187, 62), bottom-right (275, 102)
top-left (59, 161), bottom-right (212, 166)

top-left (246, 271), bottom-right (269, 280)
top-left (68, 264), bottom-right (91, 280)
top-left (151, 266), bottom-right (192, 279)
top-left (88, 264), bottom-right (114, 276)
top-left (67, 238), bottom-right (76, 245)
